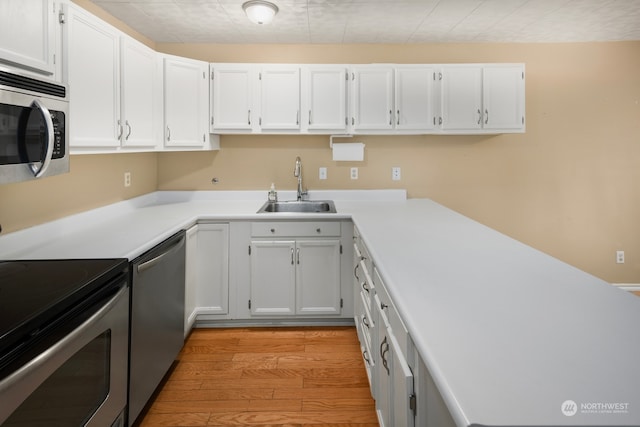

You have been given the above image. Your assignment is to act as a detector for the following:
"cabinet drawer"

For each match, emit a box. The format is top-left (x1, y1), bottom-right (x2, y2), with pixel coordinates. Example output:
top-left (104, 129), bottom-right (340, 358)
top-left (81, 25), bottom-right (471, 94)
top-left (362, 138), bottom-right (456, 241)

top-left (251, 221), bottom-right (341, 237)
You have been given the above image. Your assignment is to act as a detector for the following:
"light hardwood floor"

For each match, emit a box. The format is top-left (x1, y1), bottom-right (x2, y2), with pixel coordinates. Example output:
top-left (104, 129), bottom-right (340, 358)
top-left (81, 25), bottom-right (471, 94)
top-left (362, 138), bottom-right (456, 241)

top-left (134, 326), bottom-right (379, 427)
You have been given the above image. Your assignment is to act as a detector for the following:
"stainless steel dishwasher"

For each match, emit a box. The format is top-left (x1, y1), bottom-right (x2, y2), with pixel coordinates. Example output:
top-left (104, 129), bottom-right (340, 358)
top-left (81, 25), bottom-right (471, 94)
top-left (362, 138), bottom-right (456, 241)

top-left (128, 230), bottom-right (186, 426)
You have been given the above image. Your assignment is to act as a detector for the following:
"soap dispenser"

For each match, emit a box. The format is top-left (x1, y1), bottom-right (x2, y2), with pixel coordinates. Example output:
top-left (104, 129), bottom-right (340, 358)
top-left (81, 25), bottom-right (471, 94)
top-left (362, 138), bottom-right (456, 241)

top-left (268, 183), bottom-right (278, 202)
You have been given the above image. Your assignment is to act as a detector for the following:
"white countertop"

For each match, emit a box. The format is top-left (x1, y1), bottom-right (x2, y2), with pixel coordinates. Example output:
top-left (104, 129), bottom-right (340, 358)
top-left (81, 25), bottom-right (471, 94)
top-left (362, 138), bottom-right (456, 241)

top-left (1, 190), bottom-right (639, 426)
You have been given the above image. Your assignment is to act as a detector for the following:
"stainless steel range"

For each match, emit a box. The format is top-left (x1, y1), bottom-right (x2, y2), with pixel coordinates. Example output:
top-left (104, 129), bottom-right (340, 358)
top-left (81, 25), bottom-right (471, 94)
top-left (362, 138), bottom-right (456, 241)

top-left (0, 259), bottom-right (129, 426)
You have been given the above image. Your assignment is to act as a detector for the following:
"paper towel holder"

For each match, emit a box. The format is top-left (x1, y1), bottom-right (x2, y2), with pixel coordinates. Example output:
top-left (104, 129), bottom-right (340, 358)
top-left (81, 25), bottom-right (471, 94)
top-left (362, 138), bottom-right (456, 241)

top-left (329, 134), bottom-right (353, 148)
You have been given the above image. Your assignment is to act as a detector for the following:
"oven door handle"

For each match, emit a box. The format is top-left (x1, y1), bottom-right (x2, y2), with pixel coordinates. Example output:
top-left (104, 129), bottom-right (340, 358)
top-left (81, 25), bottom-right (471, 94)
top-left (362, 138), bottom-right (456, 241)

top-left (28, 99), bottom-right (55, 178)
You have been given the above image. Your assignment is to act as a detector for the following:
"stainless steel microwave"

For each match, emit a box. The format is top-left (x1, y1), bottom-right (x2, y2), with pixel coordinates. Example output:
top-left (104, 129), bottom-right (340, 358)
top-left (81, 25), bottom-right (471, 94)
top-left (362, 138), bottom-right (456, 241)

top-left (0, 68), bottom-right (69, 184)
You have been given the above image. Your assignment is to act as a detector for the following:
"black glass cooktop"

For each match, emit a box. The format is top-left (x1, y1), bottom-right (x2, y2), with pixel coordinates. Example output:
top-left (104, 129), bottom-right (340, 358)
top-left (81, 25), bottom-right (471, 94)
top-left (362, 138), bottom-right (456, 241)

top-left (0, 259), bottom-right (128, 358)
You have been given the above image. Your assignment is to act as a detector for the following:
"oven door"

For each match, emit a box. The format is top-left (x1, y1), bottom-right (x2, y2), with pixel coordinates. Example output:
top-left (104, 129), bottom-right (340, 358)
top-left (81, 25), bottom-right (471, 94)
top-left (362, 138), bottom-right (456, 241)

top-left (0, 285), bottom-right (129, 427)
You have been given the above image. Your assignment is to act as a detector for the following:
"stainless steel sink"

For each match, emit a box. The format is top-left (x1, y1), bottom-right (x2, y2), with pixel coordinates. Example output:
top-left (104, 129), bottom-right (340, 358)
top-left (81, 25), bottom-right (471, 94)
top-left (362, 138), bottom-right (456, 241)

top-left (257, 200), bottom-right (337, 213)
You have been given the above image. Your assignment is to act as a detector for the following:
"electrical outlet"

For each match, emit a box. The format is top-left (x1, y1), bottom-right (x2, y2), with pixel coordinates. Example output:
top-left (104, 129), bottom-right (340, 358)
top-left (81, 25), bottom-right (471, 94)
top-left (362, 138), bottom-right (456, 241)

top-left (319, 167), bottom-right (327, 180)
top-left (124, 172), bottom-right (131, 187)
top-left (616, 250), bottom-right (625, 264)
top-left (350, 167), bottom-right (358, 180)
top-left (392, 167), bottom-right (401, 181)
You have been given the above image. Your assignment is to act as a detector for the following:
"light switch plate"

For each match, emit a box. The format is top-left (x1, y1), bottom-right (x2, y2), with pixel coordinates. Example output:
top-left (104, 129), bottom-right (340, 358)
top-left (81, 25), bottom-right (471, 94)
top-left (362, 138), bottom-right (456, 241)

top-left (319, 167), bottom-right (327, 180)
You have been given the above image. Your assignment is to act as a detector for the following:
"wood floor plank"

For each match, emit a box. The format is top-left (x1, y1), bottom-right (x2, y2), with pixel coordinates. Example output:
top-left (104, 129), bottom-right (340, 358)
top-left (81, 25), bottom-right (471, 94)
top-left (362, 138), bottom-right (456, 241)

top-left (134, 327), bottom-right (378, 427)
top-left (273, 387), bottom-right (372, 400)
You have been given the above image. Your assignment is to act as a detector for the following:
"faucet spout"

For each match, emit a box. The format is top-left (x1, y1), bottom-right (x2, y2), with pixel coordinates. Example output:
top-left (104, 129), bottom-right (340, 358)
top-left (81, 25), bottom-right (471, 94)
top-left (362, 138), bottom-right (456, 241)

top-left (294, 156), bottom-right (305, 201)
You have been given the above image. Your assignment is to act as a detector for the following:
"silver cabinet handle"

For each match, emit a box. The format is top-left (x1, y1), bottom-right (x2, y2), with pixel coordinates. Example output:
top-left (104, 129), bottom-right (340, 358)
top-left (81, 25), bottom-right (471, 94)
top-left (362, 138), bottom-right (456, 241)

top-left (397, 109), bottom-right (400, 125)
top-left (485, 108), bottom-right (489, 125)
top-left (166, 126), bottom-right (171, 141)
top-left (291, 248), bottom-right (294, 265)
top-left (296, 110), bottom-right (299, 125)
top-left (361, 281), bottom-right (369, 293)
top-left (380, 301), bottom-right (388, 310)
top-left (117, 119), bottom-right (123, 140)
top-left (248, 110), bottom-right (251, 125)
top-left (296, 248), bottom-right (300, 264)
top-left (477, 109), bottom-right (482, 125)
top-left (389, 109), bottom-right (392, 125)
top-left (308, 110), bottom-right (312, 125)
top-left (29, 99), bottom-right (54, 178)
top-left (362, 315), bottom-right (370, 329)
top-left (354, 263), bottom-right (360, 281)
top-left (125, 120), bottom-right (132, 140)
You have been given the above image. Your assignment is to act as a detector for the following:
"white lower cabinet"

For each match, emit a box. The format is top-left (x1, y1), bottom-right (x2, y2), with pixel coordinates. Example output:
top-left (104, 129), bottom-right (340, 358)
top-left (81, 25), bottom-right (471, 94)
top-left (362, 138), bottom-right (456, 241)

top-left (248, 221), bottom-right (343, 317)
top-left (184, 223), bottom-right (230, 333)
top-left (249, 239), bottom-right (341, 316)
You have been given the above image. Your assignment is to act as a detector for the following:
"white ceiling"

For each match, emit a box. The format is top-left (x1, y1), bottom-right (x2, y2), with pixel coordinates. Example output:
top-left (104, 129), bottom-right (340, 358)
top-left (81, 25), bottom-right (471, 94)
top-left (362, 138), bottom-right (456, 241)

top-left (89, 0), bottom-right (640, 44)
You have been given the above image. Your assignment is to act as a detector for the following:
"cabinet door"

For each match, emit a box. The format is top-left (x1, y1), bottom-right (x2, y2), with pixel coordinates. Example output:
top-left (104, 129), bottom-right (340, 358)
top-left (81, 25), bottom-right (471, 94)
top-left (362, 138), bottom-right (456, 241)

top-left (440, 65), bottom-right (482, 131)
top-left (390, 332), bottom-right (415, 427)
top-left (374, 294), bottom-right (392, 427)
top-left (305, 66), bottom-right (347, 131)
top-left (0, 0), bottom-right (57, 77)
top-left (196, 223), bottom-right (230, 315)
top-left (211, 64), bottom-right (255, 131)
top-left (67, 5), bottom-right (121, 148)
top-left (250, 240), bottom-right (296, 315)
top-left (260, 67), bottom-right (300, 130)
top-left (351, 67), bottom-right (394, 131)
top-left (120, 38), bottom-right (158, 148)
top-left (185, 225), bottom-right (198, 335)
top-left (395, 66), bottom-right (436, 131)
top-left (296, 239), bottom-right (341, 315)
top-left (483, 65), bottom-right (525, 130)
top-left (164, 56), bottom-right (209, 147)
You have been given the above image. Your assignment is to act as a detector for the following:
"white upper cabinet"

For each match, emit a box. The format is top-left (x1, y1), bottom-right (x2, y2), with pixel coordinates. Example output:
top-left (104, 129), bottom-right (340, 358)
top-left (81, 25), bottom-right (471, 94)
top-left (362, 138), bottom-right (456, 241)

top-left (259, 66), bottom-right (301, 130)
top-left (303, 66), bottom-right (348, 132)
top-left (394, 66), bottom-right (436, 131)
top-left (351, 66), bottom-right (394, 131)
top-left (440, 64), bottom-right (525, 133)
top-left (67, 5), bottom-right (162, 152)
top-left (120, 38), bottom-right (159, 148)
top-left (0, 0), bottom-right (61, 80)
top-left (67, 4), bottom-right (121, 149)
top-left (482, 65), bottom-right (525, 130)
top-left (164, 55), bottom-right (217, 149)
top-left (210, 64), bottom-right (256, 132)
top-left (440, 65), bottom-right (483, 131)
top-left (351, 65), bottom-right (436, 133)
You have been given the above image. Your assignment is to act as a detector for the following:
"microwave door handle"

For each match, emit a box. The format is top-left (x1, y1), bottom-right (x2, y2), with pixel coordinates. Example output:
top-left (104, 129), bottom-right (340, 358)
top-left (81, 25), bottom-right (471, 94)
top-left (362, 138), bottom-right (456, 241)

top-left (28, 99), bottom-right (55, 178)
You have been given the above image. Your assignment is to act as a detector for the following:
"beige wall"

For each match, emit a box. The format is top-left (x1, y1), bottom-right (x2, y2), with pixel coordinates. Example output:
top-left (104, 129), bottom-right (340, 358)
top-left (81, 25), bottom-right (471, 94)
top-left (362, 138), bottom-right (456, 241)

top-left (0, 153), bottom-right (157, 233)
top-left (156, 42), bottom-right (640, 284)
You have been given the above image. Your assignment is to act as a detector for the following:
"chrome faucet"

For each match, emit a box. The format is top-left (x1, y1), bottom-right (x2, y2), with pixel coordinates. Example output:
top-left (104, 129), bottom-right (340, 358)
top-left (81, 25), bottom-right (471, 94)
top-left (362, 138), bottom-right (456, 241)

top-left (294, 156), bottom-right (307, 201)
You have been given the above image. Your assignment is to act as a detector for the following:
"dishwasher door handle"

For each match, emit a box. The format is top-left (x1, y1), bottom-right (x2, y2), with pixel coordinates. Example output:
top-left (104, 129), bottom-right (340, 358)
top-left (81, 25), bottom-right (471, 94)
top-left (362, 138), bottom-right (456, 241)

top-left (136, 235), bottom-right (185, 274)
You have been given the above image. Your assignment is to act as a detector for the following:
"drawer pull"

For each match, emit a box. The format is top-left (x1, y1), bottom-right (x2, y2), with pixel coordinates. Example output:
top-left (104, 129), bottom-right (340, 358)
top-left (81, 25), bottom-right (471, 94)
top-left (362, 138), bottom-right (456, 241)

top-left (354, 263), bottom-right (360, 281)
top-left (362, 315), bottom-right (370, 329)
top-left (363, 349), bottom-right (371, 365)
top-left (270, 228), bottom-right (275, 233)
top-left (291, 248), bottom-right (294, 265)
top-left (316, 228), bottom-right (321, 233)
top-left (380, 302), bottom-right (388, 310)
top-left (380, 336), bottom-right (390, 375)
top-left (362, 281), bottom-right (369, 293)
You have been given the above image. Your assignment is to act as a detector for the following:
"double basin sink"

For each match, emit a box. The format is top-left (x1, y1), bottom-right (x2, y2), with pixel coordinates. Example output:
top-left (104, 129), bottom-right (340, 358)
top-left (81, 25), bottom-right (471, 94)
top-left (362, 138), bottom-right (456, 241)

top-left (257, 200), bottom-right (337, 214)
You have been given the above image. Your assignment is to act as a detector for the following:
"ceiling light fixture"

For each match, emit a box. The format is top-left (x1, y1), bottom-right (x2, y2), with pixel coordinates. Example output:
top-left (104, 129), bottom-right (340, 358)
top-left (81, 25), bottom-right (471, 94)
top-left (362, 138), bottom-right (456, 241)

top-left (242, 0), bottom-right (279, 25)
